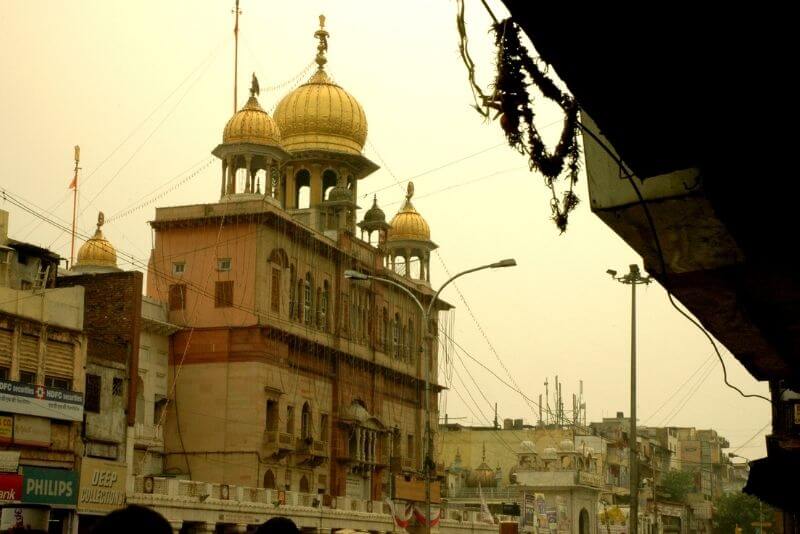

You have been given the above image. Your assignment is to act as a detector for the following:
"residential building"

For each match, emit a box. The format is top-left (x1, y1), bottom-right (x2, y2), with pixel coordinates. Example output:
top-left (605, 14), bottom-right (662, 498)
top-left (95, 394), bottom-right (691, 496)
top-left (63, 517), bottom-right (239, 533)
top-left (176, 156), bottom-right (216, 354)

top-left (0, 209), bottom-right (86, 532)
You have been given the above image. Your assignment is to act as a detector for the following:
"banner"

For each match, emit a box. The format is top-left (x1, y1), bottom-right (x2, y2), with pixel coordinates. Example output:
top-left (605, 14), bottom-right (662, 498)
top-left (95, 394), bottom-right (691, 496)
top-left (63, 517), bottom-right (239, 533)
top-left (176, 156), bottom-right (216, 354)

top-left (413, 505), bottom-right (441, 527)
top-left (0, 379), bottom-right (84, 422)
top-left (78, 458), bottom-right (127, 514)
top-left (385, 498), bottom-right (413, 528)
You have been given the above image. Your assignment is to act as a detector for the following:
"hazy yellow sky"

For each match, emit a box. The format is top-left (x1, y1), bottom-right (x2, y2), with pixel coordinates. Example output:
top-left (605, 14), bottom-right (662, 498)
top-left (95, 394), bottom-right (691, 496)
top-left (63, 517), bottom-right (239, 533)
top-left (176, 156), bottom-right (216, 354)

top-left (0, 1), bottom-right (769, 459)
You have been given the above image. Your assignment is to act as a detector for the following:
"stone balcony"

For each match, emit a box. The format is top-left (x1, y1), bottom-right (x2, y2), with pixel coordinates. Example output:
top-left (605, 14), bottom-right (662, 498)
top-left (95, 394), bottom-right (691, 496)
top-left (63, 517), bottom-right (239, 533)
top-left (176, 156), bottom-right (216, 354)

top-left (295, 437), bottom-right (328, 467)
top-left (134, 423), bottom-right (164, 451)
top-left (130, 476), bottom-right (496, 534)
top-left (264, 430), bottom-right (295, 459)
top-left (515, 469), bottom-right (604, 489)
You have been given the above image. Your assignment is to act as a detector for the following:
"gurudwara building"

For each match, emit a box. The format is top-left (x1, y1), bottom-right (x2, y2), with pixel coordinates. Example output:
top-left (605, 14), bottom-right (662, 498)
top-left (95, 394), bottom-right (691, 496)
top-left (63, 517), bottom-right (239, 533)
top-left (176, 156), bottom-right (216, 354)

top-left (127, 17), bottom-right (490, 534)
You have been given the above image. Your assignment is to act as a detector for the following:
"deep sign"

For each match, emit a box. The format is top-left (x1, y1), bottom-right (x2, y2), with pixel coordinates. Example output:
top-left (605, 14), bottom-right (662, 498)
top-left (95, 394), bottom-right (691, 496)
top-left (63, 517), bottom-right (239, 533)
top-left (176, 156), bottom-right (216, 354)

top-left (21, 467), bottom-right (78, 506)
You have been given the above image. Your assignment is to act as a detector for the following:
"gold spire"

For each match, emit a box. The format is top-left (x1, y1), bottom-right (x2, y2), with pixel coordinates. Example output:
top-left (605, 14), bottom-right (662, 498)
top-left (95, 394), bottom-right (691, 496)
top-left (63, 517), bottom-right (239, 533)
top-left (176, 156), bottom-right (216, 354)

top-left (250, 72), bottom-right (260, 97)
top-left (387, 181), bottom-right (431, 242)
top-left (314, 14), bottom-right (329, 70)
top-left (75, 211), bottom-right (119, 270)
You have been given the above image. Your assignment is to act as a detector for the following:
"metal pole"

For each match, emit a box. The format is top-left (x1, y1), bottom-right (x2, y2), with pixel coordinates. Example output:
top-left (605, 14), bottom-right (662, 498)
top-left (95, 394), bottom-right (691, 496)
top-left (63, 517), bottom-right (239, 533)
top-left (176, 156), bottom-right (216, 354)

top-left (233, 0), bottom-right (240, 113)
top-left (423, 311), bottom-right (432, 534)
top-left (630, 278), bottom-right (639, 534)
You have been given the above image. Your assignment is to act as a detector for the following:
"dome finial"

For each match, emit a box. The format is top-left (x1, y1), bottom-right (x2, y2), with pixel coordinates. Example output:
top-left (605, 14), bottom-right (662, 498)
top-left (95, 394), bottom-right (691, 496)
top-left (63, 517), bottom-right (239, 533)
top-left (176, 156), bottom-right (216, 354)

top-left (250, 73), bottom-right (260, 97)
top-left (406, 182), bottom-right (415, 201)
top-left (314, 14), bottom-right (329, 70)
top-left (96, 211), bottom-right (105, 231)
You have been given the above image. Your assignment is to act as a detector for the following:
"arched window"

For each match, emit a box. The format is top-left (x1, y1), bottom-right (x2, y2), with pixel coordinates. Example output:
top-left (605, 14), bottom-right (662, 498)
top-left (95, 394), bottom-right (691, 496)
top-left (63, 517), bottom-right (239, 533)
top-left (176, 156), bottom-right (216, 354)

top-left (393, 313), bottom-right (402, 359)
top-left (350, 290), bottom-right (358, 338)
top-left (268, 249), bottom-right (288, 314)
top-left (299, 474), bottom-right (310, 494)
top-left (263, 469), bottom-right (276, 489)
top-left (319, 281), bottom-right (329, 331)
top-left (322, 169), bottom-right (338, 200)
top-left (295, 169), bottom-right (311, 209)
top-left (135, 376), bottom-right (145, 425)
top-left (301, 402), bottom-right (312, 439)
top-left (303, 273), bottom-right (313, 326)
top-left (297, 279), bottom-right (304, 322)
top-left (401, 324), bottom-right (407, 361)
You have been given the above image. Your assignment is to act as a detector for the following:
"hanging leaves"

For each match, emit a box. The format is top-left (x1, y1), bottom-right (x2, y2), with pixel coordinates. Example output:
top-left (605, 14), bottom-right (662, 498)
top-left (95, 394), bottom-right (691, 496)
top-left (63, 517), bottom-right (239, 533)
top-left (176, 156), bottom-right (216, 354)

top-left (456, 2), bottom-right (581, 232)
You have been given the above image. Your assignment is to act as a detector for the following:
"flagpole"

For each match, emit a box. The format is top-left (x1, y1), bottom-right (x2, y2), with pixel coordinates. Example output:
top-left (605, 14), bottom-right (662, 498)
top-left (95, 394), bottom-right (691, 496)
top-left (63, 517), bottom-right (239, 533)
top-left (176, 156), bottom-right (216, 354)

top-left (69, 145), bottom-right (80, 268)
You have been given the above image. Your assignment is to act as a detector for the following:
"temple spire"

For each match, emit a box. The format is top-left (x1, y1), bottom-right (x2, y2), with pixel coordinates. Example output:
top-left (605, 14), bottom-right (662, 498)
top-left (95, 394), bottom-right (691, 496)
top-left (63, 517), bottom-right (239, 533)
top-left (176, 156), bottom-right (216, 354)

top-left (314, 14), bottom-right (329, 70)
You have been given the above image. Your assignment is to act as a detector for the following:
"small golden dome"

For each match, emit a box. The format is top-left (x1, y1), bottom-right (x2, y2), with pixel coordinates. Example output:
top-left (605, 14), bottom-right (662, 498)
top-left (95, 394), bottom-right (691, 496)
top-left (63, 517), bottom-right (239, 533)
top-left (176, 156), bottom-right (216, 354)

top-left (76, 212), bottom-right (117, 269)
top-left (222, 94), bottom-right (282, 146)
top-left (273, 16), bottom-right (367, 155)
top-left (388, 183), bottom-right (430, 242)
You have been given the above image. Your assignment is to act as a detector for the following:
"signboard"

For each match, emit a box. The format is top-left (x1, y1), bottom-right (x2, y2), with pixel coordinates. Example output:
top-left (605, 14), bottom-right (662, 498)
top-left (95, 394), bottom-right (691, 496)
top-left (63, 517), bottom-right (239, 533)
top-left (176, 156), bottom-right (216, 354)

top-left (521, 493), bottom-right (535, 527)
top-left (0, 379), bottom-right (84, 421)
top-left (0, 473), bottom-right (23, 502)
top-left (13, 415), bottom-right (51, 447)
top-left (393, 475), bottom-right (441, 503)
top-left (20, 466), bottom-right (78, 506)
top-left (0, 507), bottom-right (49, 531)
top-left (0, 451), bottom-right (20, 473)
top-left (0, 416), bottom-right (12, 444)
top-left (78, 458), bottom-right (127, 514)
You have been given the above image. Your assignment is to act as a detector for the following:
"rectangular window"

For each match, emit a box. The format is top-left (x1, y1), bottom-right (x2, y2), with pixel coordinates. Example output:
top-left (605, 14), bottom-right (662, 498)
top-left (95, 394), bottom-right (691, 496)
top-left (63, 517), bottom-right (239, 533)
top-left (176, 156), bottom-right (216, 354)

top-left (266, 399), bottom-right (279, 431)
top-left (85, 374), bottom-right (101, 413)
top-left (320, 414), bottom-right (329, 442)
top-left (154, 398), bottom-right (167, 426)
top-left (407, 434), bottom-right (415, 461)
top-left (0, 367), bottom-right (8, 380)
top-left (19, 370), bottom-right (37, 384)
top-left (169, 284), bottom-right (186, 311)
top-left (270, 268), bottom-right (281, 313)
top-left (172, 262), bottom-right (185, 275)
top-left (45, 375), bottom-right (71, 390)
top-left (286, 405), bottom-right (295, 435)
top-left (112, 377), bottom-right (124, 396)
top-left (215, 281), bottom-right (234, 308)
top-left (217, 258), bottom-right (232, 272)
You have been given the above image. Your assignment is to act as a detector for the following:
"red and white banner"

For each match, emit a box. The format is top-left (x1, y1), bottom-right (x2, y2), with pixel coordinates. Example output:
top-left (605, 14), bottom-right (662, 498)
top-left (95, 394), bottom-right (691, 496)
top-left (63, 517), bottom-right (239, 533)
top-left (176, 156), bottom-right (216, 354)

top-left (413, 505), bottom-right (441, 527)
top-left (385, 499), bottom-right (413, 528)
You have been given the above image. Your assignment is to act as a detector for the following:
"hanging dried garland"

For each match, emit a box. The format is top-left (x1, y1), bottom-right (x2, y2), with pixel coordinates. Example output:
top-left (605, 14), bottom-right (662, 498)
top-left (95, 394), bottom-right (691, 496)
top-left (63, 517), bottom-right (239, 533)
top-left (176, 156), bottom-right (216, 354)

top-left (456, 1), bottom-right (581, 232)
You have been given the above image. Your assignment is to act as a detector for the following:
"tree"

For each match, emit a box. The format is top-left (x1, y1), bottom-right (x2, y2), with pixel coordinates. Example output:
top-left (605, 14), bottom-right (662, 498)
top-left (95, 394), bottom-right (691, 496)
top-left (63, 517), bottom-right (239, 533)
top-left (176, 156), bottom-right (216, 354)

top-left (657, 470), bottom-right (694, 503)
top-left (714, 492), bottom-right (773, 534)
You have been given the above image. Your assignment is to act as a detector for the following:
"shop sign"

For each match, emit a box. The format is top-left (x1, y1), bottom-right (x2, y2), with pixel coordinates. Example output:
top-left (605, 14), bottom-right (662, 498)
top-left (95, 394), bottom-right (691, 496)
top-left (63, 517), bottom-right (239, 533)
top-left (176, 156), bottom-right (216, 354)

top-left (0, 451), bottom-right (20, 473)
top-left (0, 416), bottom-right (12, 444)
top-left (20, 466), bottom-right (78, 506)
top-left (78, 458), bottom-right (127, 514)
top-left (0, 507), bottom-right (50, 531)
top-left (13, 415), bottom-right (51, 447)
top-left (0, 473), bottom-right (23, 502)
top-left (0, 378), bottom-right (84, 422)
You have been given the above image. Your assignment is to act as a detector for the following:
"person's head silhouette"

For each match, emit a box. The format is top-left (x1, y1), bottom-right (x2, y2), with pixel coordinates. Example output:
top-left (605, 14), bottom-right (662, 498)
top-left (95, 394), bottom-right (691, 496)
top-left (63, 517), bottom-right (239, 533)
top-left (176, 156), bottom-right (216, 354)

top-left (256, 516), bottom-right (300, 534)
top-left (90, 505), bottom-right (171, 534)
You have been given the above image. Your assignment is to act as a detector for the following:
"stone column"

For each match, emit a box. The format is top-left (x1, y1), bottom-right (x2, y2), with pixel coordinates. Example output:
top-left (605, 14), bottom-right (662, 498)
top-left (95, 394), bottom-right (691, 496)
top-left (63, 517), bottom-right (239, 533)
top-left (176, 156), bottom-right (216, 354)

top-left (220, 160), bottom-right (227, 198)
top-left (284, 165), bottom-right (296, 209)
top-left (226, 157), bottom-right (235, 194)
top-left (245, 155), bottom-right (253, 193)
top-left (168, 520), bottom-right (183, 534)
top-left (309, 163), bottom-right (323, 207)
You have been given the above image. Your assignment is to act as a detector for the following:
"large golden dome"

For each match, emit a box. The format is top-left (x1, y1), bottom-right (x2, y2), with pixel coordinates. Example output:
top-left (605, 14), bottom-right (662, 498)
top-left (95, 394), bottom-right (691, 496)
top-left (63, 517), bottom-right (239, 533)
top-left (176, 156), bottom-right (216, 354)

top-left (223, 95), bottom-right (282, 146)
top-left (75, 212), bottom-right (118, 270)
top-left (388, 183), bottom-right (430, 242)
top-left (273, 16), bottom-right (367, 156)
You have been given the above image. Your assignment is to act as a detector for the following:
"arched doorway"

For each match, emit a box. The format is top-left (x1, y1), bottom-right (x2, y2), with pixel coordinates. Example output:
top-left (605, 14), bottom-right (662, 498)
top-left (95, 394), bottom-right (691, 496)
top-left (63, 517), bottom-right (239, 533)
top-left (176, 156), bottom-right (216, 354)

top-left (579, 507), bottom-right (590, 534)
top-left (299, 474), bottom-right (310, 493)
top-left (263, 469), bottom-right (275, 489)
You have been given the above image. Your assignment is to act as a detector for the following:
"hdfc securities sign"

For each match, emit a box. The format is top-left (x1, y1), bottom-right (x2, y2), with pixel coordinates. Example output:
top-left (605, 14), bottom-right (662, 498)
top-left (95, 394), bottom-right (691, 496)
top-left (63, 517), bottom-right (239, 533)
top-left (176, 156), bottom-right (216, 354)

top-left (78, 458), bottom-right (126, 514)
top-left (20, 467), bottom-right (78, 506)
top-left (0, 379), bottom-right (84, 422)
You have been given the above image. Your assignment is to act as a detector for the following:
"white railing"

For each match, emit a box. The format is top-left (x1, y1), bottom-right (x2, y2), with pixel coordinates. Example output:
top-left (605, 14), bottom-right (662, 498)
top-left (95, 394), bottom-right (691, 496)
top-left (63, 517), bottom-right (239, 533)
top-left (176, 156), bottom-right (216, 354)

top-left (134, 423), bottom-right (163, 443)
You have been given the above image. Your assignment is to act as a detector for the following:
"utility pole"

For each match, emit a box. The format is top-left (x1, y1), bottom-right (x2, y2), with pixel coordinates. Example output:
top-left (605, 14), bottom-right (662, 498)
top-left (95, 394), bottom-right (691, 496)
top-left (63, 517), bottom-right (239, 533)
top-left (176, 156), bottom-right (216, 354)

top-left (607, 264), bottom-right (651, 534)
top-left (69, 145), bottom-right (80, 268)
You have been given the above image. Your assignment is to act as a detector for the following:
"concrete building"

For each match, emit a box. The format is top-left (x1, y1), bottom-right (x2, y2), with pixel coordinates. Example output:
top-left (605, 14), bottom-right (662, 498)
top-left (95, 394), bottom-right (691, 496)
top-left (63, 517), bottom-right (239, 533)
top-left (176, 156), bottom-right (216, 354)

top-left (0, 209), bottom-right (87, 533)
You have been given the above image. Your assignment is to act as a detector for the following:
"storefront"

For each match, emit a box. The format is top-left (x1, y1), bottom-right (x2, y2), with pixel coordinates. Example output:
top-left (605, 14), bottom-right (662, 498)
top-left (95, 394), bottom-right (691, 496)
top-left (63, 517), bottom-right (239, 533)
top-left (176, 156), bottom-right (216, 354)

top-left (0, 466), bottom-right (79, 534)
top-left (75, 458), bottom-right (127, 534)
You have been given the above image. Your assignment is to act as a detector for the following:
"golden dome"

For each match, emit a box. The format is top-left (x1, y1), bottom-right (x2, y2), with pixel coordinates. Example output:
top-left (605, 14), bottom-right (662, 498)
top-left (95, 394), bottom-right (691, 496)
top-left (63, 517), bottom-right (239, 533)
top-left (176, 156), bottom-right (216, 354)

top-left (273, 16), bottom-right (367, 155)
top-left (388, 183), bottom-right (430, 242)
top-left (222, 94), bottom-right (282, 146)
top-left (76, 212), bottom-right (118, 269)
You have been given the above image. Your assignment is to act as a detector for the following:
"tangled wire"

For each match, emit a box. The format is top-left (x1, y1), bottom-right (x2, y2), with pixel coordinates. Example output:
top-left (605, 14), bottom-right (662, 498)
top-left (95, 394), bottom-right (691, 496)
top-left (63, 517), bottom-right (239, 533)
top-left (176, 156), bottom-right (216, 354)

top-left (457, 0), bottom-right (581, 232)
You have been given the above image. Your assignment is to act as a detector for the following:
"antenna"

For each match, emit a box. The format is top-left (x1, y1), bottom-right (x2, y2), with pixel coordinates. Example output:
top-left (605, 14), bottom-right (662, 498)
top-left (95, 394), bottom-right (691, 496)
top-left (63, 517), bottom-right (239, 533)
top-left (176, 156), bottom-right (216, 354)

top-left (232, 0), bottom-right (241, 113)
top-left (69, 145), bottom-right (81, 268)
top-left (493, 403), bottom-right (498, 430)
top-left (538, 394), bottom-right (542, 426)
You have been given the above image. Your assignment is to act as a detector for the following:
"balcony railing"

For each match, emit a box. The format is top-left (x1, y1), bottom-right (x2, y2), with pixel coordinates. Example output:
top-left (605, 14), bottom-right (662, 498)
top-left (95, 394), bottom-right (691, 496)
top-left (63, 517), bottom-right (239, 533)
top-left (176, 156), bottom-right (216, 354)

top-left (264, 430), bottom-right (295, 457)
top-left (134, 423), bottom-right (164, 450)
top-left (296, 436), bottom-right (327, 456)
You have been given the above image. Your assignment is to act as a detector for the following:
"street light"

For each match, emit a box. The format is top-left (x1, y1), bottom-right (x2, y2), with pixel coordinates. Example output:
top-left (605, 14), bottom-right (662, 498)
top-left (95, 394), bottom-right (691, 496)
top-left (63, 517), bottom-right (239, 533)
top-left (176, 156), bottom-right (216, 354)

top-left (607, 264), bottom-right (651, 534)
top-left (344, 258), bottom-right (516, 531)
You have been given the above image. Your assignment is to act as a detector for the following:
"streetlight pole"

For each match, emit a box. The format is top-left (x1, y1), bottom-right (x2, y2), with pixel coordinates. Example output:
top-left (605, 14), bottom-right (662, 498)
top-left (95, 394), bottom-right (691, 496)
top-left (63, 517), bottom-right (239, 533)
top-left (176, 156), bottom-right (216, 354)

top-left (345, 258), bottom-right (516, 532)
top-left (607, 264), bottom-right (651, 534)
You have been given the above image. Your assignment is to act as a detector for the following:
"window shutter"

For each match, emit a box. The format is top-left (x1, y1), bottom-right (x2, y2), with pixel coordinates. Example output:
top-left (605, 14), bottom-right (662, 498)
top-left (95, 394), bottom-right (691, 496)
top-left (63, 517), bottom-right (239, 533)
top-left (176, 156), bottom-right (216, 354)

top-left (18, 334), bottom-right (39, 373)
top-left (45, 340), bottom-right (73, 379)
top-left (270, 268), bottom-right (280, 312)
top-left (0, 329), bottom-right (12, 368)
top-left (169, 284), bottom-right (186, 311)
top-left (215, 281), bottom-right (234, 308)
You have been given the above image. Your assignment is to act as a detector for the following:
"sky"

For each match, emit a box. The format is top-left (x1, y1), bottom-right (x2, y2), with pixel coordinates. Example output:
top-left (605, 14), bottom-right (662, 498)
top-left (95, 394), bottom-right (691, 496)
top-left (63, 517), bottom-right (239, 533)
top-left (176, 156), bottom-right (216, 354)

top-left (0, 1), bottom-right (769, 460)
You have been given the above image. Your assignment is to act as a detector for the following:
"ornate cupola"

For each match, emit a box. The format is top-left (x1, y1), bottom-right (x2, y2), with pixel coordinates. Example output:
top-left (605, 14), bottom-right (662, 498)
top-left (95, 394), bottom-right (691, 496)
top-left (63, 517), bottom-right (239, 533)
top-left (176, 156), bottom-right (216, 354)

top-left (357, 195), bottom-right (390, 246)
top-left (385, 183), bottom-right (437, 284)
top-left (72, 212), bottom-right (121, 274)
top-left (273, 16), bottom-right (378, 232)
top-left (212, 74), bottom-right (290, 202)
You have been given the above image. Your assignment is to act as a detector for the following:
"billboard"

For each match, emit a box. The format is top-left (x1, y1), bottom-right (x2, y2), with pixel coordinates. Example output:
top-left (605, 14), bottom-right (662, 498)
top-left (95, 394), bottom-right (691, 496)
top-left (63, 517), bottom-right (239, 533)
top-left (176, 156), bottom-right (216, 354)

top-left (0, 379), bottom-right (83, 421)
top-left (78, 458), bottom-right (127, 514)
